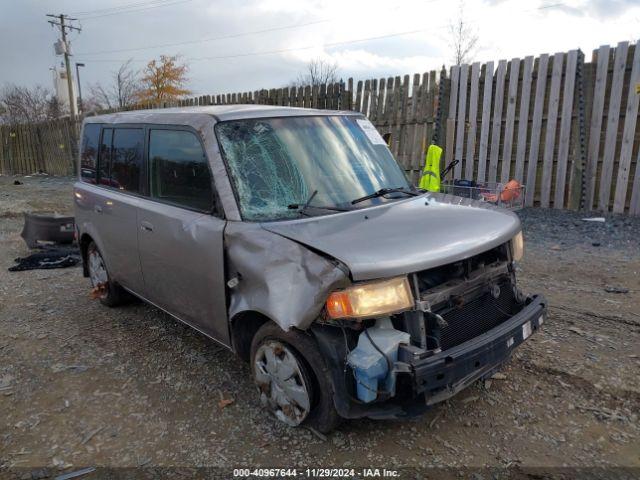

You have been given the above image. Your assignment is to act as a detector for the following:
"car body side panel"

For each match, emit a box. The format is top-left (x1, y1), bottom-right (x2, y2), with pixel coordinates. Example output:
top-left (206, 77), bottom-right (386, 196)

top-left (137, 200), bottom-right (230, 344)
top-left (224, 222), bottom-right (350, 331)
top-left (74, 182), bottom-right (144, 293)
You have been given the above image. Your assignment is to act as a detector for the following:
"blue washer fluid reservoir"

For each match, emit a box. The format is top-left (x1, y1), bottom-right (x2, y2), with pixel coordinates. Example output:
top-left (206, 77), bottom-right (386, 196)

top-left (346, 318), bottom-right (411, 403)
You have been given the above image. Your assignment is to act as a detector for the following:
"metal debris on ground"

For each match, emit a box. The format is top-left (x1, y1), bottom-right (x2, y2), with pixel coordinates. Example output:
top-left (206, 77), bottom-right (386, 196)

top-left (604, 286), bottom-right (629, 294)
top-left (54, 467), bottom-right (96, 480)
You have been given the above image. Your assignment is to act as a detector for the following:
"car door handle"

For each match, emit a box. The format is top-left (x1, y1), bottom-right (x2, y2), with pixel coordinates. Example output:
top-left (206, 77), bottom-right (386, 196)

top-left (94, 205), bottom-right (103, 213)
top-left (140, 221), bottom-right (154, 232)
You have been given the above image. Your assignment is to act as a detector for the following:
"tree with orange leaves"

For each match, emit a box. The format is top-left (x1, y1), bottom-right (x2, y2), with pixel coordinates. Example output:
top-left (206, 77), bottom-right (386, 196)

top-left (137, 55), bottom-right (191, 104)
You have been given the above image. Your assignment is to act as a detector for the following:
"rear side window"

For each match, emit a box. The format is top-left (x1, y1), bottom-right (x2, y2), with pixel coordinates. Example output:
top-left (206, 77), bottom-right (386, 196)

top-left (111, 128), bottom-right (144, 193)
top-left (80, 124), bottom-right (100, 183)
top-left (98, 129), bottom-right (112, 187)
top-left (148, 129), bottom-right (213, 211)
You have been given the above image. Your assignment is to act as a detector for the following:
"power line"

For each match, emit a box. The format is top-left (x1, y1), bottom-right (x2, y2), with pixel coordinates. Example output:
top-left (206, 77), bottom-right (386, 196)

top-left (79, 27), bottom-right (439, 64)
top-left (76, 18), bottom-right (331, 55)
top-left (70, 0), bottom-right (182, 16)
top-left (74, 0), bottom-right (561, 58)
top-left (537, 3), bottom-right (566, 10)
top-left (76, 0), bottom-right (193, 20)
top-left (73, 0), bottom-right (564, 66)
top-left (189, 27), bottom-right (439, 61)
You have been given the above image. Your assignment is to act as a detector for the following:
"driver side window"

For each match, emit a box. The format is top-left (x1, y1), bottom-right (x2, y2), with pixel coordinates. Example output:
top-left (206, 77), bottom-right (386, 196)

top-left (148, 129), bottom-right (214, 212)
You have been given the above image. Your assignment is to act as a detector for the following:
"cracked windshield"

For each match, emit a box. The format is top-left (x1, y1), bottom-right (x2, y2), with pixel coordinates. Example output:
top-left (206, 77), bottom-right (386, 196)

top-left (216, 116), bottom-right (410, 220)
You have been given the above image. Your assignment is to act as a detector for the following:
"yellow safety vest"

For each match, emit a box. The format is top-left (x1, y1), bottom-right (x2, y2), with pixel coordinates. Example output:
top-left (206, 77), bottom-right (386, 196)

top-left (419, 144), bottom-right (443, 192)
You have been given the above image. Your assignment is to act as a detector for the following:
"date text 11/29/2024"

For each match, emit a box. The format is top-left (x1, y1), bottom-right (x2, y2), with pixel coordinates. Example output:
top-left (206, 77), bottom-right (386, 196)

top-left (233, 468), bottom-right (400, 478)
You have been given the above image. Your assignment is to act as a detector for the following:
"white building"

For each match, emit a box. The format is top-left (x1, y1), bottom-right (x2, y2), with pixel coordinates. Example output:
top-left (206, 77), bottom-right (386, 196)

top-left (52, 66), bottom-right (77, 114)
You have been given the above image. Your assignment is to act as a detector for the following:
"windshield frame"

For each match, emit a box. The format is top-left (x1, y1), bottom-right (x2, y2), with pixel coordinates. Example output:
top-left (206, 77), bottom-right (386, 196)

top-left (213, 113), bottom-right (412, 222)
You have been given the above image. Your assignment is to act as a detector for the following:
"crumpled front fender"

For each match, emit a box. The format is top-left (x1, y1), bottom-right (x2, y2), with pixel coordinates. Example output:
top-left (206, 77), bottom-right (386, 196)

top-left (225, 222), bottom-right (350, 331)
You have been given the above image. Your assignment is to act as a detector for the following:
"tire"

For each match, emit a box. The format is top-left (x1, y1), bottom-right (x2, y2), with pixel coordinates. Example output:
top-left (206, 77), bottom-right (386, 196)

top-left (86, 241), bottom-right (128, 307)
top-left (250, 322), bottom-right (342, 433)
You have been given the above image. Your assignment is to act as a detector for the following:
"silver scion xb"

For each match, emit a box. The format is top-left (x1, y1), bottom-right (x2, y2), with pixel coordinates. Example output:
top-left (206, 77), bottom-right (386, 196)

top-left (74, 105), bottom-right (546, 432)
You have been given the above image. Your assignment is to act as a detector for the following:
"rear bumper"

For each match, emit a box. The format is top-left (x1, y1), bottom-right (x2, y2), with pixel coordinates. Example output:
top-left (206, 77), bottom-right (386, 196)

top-left (313, 294), bottom-right (547, 420)
top-left (410, 294), bottom-right (546, 405)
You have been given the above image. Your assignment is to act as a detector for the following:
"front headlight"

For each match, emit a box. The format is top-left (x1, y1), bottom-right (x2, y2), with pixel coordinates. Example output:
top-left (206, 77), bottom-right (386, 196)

top-left (326, 276), bottom-right (414, 320)
top-left (512, 231), bottom-right (524, 261)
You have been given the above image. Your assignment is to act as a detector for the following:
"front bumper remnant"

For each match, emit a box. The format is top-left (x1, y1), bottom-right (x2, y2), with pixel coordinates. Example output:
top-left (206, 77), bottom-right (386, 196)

top-left (409, 294), bottom-right (546, 405)
top-left (312, 294), bottom-right (547, 420)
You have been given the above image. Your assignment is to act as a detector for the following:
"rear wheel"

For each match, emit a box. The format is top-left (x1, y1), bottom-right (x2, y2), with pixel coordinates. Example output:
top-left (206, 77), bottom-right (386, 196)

top-left (250, 322), bottom-right (341, 433)
top-left (86, 241), bottom-right (128, 307)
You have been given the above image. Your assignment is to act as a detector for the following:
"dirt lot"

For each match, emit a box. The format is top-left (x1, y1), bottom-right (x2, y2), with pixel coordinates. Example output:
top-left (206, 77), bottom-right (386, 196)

top-left (1, 175), bottom-right (639, 477)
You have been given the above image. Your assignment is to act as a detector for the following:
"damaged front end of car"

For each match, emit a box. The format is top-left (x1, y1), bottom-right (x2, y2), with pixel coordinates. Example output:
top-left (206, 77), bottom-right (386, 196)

top-left (310, 238), bottom-right (547, 420)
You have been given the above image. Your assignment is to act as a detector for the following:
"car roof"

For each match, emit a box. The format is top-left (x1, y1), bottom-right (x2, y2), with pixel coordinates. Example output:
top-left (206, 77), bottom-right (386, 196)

top-left (84, 104), bottom-right (361, 125)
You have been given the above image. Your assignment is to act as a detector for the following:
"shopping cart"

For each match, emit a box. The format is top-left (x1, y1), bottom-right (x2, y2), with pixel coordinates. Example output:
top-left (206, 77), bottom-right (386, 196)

top-left (440, 180), bottom-right (526, 210)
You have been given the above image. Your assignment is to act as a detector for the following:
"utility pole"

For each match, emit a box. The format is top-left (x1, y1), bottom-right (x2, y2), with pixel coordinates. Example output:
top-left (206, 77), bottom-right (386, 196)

top-left (46, 14), bottom-right (81, 121)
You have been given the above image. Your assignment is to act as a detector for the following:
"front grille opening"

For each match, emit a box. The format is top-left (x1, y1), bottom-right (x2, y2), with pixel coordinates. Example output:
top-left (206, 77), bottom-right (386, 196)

top-left (436, 280), bottom-right (520, 350)
top-left (411, 243), bottom-right (523, 352)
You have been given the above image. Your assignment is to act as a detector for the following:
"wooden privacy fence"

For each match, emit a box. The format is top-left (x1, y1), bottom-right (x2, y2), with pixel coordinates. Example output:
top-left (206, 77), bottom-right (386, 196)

top-left (349, 71), bottom-right (443, 185)
top-left (0, 82), bottom-right (352, 178)
top-left (125, 81), bottom-right (353, 111)
top-left (445, 41), bottom-right (640, 214)
top-left (1, 40), bottom-right (639, 215)
top-left (0, 118), bottom-right (78, 176)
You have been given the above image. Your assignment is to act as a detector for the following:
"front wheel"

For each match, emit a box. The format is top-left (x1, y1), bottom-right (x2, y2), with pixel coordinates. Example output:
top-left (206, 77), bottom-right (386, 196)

top-left (250, 322), bottom-right (341, 433)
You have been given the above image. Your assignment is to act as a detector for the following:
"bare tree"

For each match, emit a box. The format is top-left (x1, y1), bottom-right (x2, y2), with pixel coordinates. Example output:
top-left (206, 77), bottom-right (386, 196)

top-left (46, 96), bottom-right (64, 120)
top-left (448, 0), bottom-right (479, 65)
top-left (292, 58), bottom-right (339, 87)
top-left (88, 60), bottom-right (141, 110)
top-left (79, 95), bottom-right (104, 115)
top-left (0, 84), bottom-right (62, 124)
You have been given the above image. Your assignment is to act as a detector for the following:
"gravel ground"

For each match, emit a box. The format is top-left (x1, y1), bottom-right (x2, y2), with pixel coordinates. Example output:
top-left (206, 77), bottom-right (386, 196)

top-left (1, 175), bottom-right (639, 478)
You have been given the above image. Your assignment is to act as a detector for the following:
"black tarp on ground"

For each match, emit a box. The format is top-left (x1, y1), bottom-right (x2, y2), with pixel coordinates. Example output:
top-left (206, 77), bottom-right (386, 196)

top-left (8, 246), bottom-right (80, 272)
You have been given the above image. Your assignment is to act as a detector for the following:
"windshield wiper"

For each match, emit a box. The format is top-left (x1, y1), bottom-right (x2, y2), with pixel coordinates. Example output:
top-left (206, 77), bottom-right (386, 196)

top-left (287, 191), bottom-right (351, 216)
top-left (350, 187), bottom-right (419, 205)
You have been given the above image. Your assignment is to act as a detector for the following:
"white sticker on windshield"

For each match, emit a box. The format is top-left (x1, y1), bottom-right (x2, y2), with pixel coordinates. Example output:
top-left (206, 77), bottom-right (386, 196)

top-left (356, 119), bottom-right (386, 145)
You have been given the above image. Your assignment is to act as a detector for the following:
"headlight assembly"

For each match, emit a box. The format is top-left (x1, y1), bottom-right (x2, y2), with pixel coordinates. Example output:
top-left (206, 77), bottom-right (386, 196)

top-left (327, 277), bottom-right (413, 319)
top-left (326, 276), bottom-right (414, 320)
top-left (512, 231), bottom-right (524, 261)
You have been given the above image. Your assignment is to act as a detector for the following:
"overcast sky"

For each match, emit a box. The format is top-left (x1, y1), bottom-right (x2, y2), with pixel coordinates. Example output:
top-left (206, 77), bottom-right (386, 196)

top-left (1, 0), bottom-right (639, 97)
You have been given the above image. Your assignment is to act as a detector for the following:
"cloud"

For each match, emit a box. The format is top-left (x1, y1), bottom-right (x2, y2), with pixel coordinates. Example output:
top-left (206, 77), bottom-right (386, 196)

top-left (541, 3), bottom-right (585, 17)
top-left (1, 0), bottom-right (639, 97)
top-left (537, 0), bottom-right (639, 18)
top-left (582, 0), bottom-right (640, 17)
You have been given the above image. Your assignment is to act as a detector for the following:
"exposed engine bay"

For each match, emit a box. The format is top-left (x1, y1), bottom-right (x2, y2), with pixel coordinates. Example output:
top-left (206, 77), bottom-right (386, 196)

top-left (314, 242), bottom-right (536, 412)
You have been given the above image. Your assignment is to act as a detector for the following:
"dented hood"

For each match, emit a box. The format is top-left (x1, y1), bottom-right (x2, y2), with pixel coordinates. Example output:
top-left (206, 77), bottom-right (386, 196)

top-left (261, 193), bottom-right (521, 281)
